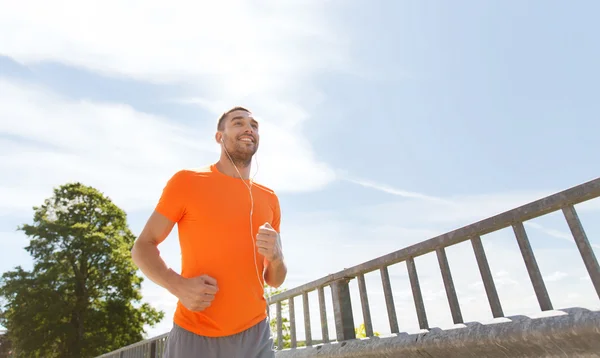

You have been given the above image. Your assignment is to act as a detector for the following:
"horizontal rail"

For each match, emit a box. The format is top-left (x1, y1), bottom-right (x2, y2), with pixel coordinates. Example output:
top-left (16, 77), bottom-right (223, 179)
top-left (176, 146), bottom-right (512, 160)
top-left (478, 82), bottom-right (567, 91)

top-left (95, 333), bottom-right (168, 358)
top-left (274, 308), bottom-right (600, 358)
top-left (268, 177), bottom-right (600, 303)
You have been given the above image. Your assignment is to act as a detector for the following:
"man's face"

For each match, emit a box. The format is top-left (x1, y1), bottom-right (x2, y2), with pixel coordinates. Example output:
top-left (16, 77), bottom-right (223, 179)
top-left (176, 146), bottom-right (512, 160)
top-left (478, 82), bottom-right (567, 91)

top-left (220, 109), bottom-right (260, 164)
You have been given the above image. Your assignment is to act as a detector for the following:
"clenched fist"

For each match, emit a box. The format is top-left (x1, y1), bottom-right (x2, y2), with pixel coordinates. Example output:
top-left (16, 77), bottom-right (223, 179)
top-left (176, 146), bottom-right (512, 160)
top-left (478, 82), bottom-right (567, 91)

top-left (175, 274), bottom-right (218, 312)
top-left (256, 222), bottom-right (283, 263)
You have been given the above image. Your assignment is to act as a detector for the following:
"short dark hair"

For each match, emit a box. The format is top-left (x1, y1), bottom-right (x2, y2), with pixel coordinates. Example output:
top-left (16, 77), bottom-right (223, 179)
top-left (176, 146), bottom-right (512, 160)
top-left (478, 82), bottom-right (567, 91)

top-left (217, 106), bottom-right (251, 131)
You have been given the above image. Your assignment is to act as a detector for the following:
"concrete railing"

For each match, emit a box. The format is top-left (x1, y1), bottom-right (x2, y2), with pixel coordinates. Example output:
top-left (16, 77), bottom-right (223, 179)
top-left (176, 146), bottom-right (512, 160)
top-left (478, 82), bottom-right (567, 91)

top-left (96, 333), bottom-right (168, 358)
top-left (96, 177), bottom-right (600, 357)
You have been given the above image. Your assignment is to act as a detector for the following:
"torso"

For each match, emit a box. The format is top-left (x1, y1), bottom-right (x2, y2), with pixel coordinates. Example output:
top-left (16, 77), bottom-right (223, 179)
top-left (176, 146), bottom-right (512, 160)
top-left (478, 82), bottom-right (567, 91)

top-left (171, 164), bottom-right (280, 337)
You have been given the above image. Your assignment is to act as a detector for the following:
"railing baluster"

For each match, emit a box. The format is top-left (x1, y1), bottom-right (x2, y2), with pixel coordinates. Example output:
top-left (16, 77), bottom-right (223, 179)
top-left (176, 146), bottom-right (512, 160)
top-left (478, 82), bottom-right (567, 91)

top-left (276, 301), bottom-right (283, 350)
top-left (436, 247), bottom-right (463, 324)
top-left (302, 292), bottom-right (312, 346)
top-left (407, 257), bottom-right (429, 330)
top-left (563, 205), bottom-right (600, 299)
top-left (357, 273), bottom-right (374, 337)
top-left (318, 286), bottom-right (330, 343)
top-left (471, 235), bottom-right (504, 318)
top-left (512, 222), bottom-right (553, 311)
top-left (380, 266), bottom-right (399, 333)
top-left (289, 297), bottom-right (297, 348)
top-left (331, 278), bottom-right (356, 341)
top-left (150, 340), bottom-right (156, 358)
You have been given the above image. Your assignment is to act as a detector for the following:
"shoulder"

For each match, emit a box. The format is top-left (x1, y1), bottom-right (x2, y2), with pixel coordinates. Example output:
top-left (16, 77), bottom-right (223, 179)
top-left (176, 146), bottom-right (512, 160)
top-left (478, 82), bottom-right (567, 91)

top-left (166, 166), bottom-right (213, 184)
top-left (252, 181), bottom-right (276, 196)
top-left (252, 181), bottom-right (280, 203)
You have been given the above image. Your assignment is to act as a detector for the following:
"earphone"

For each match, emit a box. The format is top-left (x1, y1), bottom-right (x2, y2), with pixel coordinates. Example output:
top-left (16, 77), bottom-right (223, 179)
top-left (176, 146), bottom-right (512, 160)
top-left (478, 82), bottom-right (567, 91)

top-left (220, 136), bottom-right (269, 318)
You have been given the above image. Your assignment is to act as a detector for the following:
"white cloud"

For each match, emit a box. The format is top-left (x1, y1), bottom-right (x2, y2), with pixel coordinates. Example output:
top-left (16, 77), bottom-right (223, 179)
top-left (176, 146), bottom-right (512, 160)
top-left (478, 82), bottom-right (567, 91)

top-left (0, 78), bottom-right (334, 215)
top-left (0, 1), bottom-right (348, 81)
top-left (340, 174), bottom-right (447, 202)
top-left (0, 0), bottom-right (346, 215)
top-left (0, 0), bottom-right (352, 131)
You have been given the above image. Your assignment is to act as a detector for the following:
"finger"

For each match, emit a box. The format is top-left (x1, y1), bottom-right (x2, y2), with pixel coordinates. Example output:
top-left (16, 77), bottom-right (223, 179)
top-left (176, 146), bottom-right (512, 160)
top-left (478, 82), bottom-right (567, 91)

top-left (202, 293), bottom-right (216, 302)
top-left (256, 238), bottom-right (271, 247)
top-left (258, 248), bottom-right (269, 256)
top-left (195, 303), bottom-right (210, 311)
top-left (260, 222), bottom-right (273, 229)
top-left (256, 236), bottom-right (273, 246)
top-left (258, 228), bottom-right (275, 236)
top-left (189, 302), bottom-right (209, 311)
top-left (203, 284), bottom-right (218, 294)
top-left (202, 275), bottom-right (218, 287)
top-left (256, 243), bottom-right (273, 253)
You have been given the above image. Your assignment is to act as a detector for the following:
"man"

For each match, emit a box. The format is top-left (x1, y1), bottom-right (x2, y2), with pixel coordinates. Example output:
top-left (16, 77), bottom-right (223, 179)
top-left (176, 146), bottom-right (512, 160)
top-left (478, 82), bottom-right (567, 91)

top-left (131, 107), bottom-right (287, 357)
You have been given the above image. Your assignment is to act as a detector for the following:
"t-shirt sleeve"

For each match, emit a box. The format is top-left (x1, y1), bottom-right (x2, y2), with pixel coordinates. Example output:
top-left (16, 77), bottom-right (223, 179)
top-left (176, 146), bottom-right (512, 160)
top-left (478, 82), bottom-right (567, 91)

top-left (271, 193), bottom-right (281, 233)
top-left (155, 170), bottom-right (188, 223)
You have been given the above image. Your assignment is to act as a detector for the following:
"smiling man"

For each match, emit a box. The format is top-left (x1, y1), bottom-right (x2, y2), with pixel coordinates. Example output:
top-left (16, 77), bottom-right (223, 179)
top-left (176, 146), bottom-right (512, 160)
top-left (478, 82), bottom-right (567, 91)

top-left (131, 106), bottom-right (287, 357)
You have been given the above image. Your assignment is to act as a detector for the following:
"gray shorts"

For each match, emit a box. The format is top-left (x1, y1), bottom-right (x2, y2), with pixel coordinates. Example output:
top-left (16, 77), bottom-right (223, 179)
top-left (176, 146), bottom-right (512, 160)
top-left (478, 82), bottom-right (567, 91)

top-left (162, 319), bottom-right (275, 358)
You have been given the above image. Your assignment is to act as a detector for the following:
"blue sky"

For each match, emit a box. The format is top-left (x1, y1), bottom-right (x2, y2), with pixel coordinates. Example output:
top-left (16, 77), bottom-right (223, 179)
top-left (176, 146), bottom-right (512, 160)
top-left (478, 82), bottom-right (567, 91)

top-left (1, 0), bottom-right (599, 340)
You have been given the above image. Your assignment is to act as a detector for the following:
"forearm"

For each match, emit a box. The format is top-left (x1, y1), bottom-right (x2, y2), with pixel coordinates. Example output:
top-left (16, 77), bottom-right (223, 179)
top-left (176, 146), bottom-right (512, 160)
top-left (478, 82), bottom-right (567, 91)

top-left (264, 257), bottom-right (287, 288)
top-left (131, 240), bottom-right (182, 295)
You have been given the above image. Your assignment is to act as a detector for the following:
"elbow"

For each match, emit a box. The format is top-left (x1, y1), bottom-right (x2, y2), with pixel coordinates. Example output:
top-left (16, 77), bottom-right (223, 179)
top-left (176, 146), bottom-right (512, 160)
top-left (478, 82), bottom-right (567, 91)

top-left (130, 242), bottom-right (138, 265)
top-left (130, 236), bottom-right (160, 267)
top-left (267, 273), bottom-right (287, 289)
top-left (130, 239), bottom-right (142, 266)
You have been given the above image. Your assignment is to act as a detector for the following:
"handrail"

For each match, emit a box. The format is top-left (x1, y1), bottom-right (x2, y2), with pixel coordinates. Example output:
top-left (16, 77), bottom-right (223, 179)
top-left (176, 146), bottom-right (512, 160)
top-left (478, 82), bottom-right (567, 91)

top-left (268, 177), bottom-right (600, 304)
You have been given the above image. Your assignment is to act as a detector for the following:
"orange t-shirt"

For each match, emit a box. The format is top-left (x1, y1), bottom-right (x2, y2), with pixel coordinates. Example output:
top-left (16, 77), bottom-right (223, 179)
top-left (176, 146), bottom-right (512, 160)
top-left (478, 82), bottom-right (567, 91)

top-left (154, 164), bottom-right (281, 337)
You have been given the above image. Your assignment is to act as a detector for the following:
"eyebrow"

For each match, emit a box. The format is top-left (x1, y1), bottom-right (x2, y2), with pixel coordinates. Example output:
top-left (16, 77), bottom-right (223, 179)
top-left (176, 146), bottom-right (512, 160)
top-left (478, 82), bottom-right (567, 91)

top-left (230, 116), bottom-right (259, 126)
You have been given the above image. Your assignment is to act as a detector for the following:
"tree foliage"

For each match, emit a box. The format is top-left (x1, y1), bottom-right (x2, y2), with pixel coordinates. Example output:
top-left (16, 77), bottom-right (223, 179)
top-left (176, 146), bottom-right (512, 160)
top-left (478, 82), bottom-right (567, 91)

top-left (0, 330), bottom-right (13, 358)
top-left (355, 322), bottom-right (380, 338)
top-left (0, 183), bottom-right (163, 358)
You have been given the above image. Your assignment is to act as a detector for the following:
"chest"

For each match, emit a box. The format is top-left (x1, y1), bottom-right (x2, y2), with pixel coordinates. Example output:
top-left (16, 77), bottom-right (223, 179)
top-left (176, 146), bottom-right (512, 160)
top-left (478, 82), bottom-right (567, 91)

top-left (183, 181), bottom-right (274, 230)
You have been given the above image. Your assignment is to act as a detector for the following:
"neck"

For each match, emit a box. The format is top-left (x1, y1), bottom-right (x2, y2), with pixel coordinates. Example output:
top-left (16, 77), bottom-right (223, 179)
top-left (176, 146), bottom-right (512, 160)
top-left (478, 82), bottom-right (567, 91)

top-left (216, 154), bottom-right (252, 180)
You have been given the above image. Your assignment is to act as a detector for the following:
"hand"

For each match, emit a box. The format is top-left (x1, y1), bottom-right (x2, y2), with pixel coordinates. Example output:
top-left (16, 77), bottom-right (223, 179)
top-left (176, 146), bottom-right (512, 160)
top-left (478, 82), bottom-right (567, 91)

top-left (175, 274), bottom-right (218, 312)
top-left (256, 222), bottom-right (283, 263)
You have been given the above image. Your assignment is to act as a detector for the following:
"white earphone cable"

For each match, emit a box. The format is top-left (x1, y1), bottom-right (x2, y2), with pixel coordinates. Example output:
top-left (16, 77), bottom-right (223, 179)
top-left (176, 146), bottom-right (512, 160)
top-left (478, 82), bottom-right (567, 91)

top-left (221, 138), bottom-right (270, 320)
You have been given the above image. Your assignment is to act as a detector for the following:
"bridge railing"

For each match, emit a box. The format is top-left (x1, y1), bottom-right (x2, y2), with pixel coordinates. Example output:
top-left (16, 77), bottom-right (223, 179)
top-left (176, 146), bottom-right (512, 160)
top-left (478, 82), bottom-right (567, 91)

top-left (96, 177), bottom-right (600, 357)
top-left (267, 177), bottom-right (600, 351)
top-left (95, 333), bottom-right (168, 358)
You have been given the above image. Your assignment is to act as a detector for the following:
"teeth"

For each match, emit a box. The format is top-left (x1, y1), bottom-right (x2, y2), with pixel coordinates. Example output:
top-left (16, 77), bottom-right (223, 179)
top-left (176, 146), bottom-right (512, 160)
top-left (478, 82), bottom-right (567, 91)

top-left (240, 137), bottom-right (253, 142)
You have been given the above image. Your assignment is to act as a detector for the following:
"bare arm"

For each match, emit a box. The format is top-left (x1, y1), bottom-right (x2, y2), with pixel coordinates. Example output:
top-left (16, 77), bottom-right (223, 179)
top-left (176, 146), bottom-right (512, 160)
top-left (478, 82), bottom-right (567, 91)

top-left (131, 211), bottom-right (183, 296)
top-left (264, 255), bottom-right (287, 288)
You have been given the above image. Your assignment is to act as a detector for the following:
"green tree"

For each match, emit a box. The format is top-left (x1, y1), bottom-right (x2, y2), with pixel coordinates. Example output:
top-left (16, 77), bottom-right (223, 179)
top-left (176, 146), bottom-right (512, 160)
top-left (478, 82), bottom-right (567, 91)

top-left (0, 183), bottom-right (163, 358)
top-left (0, 329), bottom-right (13, 358)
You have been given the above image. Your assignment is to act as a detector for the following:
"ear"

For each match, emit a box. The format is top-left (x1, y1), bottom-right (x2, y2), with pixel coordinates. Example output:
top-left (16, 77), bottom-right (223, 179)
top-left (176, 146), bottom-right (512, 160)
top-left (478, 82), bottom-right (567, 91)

top-left (215, 132), bottom-right (222, 143)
